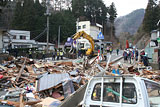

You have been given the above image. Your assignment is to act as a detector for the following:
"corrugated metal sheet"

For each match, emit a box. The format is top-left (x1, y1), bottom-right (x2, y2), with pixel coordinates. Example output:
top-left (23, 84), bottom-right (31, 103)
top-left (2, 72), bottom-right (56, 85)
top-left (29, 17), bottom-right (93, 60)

top-left (38, 73), bottom-right (70, 92)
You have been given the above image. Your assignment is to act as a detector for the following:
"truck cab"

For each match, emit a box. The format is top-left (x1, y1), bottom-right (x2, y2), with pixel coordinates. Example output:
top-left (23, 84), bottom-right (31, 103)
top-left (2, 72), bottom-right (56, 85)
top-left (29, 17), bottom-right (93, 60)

top-left (82, 75), bottom-right (160, 107)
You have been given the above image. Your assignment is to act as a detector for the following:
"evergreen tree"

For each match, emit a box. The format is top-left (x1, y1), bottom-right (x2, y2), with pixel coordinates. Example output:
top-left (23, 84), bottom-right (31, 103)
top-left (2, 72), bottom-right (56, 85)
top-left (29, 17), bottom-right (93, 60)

top-left (142, 0), bottom-right (160, 32)
top-left (49, 10), bottom-right (76, 44)
top-left (32, 0), bottom-right (46, 39)
top-left (12, 1), bottom-right (24, 29)
top-left (72, 0), bottom-right (108, 24)
top-left (108, 2), bottom-right (117, 24)
top-left (108, 2), bottom-right (117, 37)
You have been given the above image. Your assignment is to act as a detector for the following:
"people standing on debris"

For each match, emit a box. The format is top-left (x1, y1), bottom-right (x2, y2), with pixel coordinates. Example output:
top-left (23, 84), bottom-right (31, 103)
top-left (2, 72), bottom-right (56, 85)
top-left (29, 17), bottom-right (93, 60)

top-left (123, 49), bottom-right (128, 62)
top-left (142, 53), bottom-right (149, 66)
top-left (128, 49), bottom-right (132, 64)
top-left (116, 48), bottom-right (119, 55)
top-left (29, 49), bottom-right (32, 58)
top-left (140, 49), bottom-right (145, 62)
top-left (52, 49), bottom-right (56, 60)
top-left (131, 49), bottom-right (134, 63)
top-left (135, 49), bottom-right (139, 61)
top-left (60, 50), bottom-right (63, 60)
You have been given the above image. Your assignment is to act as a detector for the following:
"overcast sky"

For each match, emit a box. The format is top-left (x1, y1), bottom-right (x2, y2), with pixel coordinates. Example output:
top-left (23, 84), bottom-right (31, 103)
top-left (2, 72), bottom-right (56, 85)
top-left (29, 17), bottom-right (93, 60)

top-left (104, 0), bottom-right (148, 17)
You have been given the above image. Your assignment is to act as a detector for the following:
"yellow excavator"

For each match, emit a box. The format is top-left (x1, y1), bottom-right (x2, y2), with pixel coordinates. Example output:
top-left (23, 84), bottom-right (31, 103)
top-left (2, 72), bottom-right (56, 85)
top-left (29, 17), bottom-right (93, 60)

top-left (72, 31), bottom-right (95, 56)
top-left (64, 31), bottom-right (107, 58)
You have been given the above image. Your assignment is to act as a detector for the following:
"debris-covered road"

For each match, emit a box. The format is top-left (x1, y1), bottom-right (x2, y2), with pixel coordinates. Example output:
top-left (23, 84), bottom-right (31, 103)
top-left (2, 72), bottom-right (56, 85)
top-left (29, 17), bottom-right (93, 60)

top-left (0, 52), bottom-right (159, 107)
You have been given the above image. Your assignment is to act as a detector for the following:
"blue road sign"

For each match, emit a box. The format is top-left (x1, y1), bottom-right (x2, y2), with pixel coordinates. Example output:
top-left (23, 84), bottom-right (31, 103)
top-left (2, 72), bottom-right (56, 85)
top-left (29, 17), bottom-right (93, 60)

top-left (97, 32), bottom-right (104, 39)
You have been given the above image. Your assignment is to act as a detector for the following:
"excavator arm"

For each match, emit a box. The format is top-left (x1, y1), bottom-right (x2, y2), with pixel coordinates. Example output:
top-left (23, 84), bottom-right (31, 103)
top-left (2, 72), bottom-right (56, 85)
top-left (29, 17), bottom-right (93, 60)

top-left (72, 31), bottom-right (94, 56)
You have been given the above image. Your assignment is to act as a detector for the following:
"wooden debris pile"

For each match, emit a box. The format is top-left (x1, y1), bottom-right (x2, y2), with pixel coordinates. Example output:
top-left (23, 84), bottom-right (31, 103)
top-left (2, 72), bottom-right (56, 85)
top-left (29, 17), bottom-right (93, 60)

top-left (0, 57), bottom-right (101, 107)
top-left (104, 62), bottom-right (160, 82)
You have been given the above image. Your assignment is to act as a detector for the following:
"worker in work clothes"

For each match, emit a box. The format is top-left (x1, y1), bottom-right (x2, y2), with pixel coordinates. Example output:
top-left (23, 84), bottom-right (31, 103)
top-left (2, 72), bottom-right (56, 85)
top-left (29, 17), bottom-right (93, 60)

top-left (109, 47), bottom-right (113, 54)
top-left (29, 49), bottom-right (32, 58)
top-left (57, 50), bottom-right (60, 60)
top-left (42, 51), bottom-right (45, 60)
top-left (60, 50), bottom-right (63, 60)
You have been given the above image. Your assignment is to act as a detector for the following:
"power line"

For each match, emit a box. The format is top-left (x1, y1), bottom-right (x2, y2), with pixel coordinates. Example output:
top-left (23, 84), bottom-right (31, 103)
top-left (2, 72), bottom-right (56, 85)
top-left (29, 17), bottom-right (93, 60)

top-left (32, 28), bottom-right (47, 40)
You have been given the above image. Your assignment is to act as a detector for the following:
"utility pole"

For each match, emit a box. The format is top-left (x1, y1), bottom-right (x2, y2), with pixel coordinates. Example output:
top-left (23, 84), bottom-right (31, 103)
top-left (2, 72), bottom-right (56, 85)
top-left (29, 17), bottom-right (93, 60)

top-left (58, 26), bottom-right (61, 49)
top-left (45, 0), bottom-right (51, 53)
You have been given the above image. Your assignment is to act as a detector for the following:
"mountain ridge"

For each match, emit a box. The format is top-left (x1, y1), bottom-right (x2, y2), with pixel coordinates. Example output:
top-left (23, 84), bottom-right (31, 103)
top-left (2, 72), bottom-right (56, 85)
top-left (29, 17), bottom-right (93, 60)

top-left (115, 8), bottom-right (145, 36)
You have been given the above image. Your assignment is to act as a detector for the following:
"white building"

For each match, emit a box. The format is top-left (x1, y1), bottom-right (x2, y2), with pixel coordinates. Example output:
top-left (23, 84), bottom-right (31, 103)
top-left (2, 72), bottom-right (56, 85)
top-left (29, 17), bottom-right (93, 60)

top-left (150, 30), bottom-right (160, 47)
top-left (3, 30), bottom-right (35, 49)
top-left (2, 30), bottom-right (54, 50)
top-left (75, 21), bottom-right (103, 50)
top-left (76, 21), bottom-right (103, 40)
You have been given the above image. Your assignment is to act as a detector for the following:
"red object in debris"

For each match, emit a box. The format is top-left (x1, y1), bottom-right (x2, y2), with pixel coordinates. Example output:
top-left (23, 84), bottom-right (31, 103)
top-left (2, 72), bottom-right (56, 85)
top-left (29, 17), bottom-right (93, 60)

top-left (126, 40), bottom-right (129, 49)
top-left (0, 75), bottom-right (3, 79)
top-left (98, 49), bottom-right (100, 53)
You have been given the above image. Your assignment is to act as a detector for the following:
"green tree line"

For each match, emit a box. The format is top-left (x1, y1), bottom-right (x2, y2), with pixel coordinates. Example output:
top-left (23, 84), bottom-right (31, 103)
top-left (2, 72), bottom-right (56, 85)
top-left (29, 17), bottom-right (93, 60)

top-left (2, 0), bottom-right (117, 44)
top-left (143, 0), bottom-right (160, 32)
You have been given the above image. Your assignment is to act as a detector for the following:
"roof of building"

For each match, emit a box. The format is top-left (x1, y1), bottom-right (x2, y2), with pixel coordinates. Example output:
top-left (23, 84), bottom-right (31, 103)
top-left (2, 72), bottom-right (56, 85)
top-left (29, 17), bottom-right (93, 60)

top-left (37, 73), bottom-right (70, 92)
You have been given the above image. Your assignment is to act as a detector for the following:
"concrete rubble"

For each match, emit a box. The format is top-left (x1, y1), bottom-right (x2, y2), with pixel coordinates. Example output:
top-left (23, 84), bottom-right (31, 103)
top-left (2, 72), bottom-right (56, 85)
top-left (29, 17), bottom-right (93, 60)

top-left (0, 56), bottom-right (160, 107)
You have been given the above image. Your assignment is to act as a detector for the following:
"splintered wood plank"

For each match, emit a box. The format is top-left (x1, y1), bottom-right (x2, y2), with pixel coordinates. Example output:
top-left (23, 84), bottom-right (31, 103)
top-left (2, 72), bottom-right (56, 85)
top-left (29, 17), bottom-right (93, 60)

top-left (16, 58), bottom-right (27, 82)
top-left (26, 66), bottom-right (35, 74)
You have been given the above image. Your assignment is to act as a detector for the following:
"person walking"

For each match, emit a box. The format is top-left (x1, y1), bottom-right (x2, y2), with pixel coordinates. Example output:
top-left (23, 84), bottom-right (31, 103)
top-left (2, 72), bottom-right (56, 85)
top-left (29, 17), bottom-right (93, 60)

top-left (116, 48), bottom-right (119, 55)
top-left (42, 50), bottom-right (45, 60)
top-left (142, 53), bottom-right (149, 66)
top-left (140, 49), bottom-right (145, 62)
top-left (128, 50), bottom-right (132, 64)
top-left (135, 49), bottom-right (139, 61)
top-left (123, 50), bottom-right (128, 62)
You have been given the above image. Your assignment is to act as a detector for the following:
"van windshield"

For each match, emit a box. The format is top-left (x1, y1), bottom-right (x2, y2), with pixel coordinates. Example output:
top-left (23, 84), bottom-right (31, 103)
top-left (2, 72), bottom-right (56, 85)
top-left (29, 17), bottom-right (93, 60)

top-left (144, 80), bottom-right (160, 107)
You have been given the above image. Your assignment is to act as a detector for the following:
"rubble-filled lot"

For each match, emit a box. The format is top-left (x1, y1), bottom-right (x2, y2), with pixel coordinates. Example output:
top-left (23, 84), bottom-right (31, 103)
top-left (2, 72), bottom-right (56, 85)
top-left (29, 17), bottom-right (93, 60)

top-left (0, 56), bottom-right (160, 107)
top-left (0, 56), bottom-right (101, 107)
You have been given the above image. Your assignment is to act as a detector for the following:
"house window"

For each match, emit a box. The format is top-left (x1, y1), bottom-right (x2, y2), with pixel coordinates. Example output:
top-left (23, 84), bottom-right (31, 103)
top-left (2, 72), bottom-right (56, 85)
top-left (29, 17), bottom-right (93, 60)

top-left (20, 35), bottom-right (26, 40)
top-left (78, 26), bottom-right (81, 30)
top-left (83, 25), bottom-right (86, 29)
top-left (13, 35), bottom-right (16, 39)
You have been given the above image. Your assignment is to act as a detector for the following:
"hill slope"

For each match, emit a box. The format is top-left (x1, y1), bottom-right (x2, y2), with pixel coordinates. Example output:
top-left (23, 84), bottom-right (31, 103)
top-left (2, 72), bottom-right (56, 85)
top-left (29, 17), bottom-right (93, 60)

top-left (115, 9), bottom-right (145, 36)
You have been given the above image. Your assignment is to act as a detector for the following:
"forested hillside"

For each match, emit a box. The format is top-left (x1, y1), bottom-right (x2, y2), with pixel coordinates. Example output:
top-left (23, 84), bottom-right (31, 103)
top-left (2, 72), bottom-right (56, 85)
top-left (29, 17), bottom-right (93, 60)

top-left (115, 9), bottom-right (145, 36)
top-left (134, 0), bottom-right (160, 49)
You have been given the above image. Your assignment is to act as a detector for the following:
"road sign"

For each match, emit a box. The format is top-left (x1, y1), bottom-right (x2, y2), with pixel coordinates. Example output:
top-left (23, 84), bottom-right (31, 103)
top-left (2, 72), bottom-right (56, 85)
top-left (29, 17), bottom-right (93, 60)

top-left (97, 32), bottom-right (104, 39)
